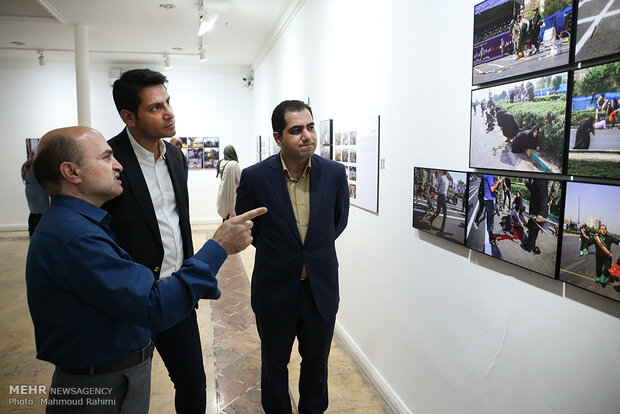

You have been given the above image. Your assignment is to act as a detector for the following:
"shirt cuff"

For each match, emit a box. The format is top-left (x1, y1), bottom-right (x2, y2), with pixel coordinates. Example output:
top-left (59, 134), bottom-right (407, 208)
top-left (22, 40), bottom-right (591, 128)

top-left (193, 239), bottom-right (227, 274)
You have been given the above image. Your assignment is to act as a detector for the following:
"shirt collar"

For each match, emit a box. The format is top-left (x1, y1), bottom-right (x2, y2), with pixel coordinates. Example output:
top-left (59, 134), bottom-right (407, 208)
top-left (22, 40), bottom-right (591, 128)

top-left (50, 195), bottom-right (110, 224)
top-left (126, 127), bottom-right (166, 163)
top-left (280, 153), bottom-right (311, 180)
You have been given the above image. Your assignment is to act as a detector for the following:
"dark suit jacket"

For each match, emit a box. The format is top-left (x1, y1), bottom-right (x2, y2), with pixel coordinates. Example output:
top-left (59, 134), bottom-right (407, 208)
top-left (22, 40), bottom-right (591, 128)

top-left (102, 129), bottom-right (193, 279)
top-left (235, 154), bottom-right (349, 321)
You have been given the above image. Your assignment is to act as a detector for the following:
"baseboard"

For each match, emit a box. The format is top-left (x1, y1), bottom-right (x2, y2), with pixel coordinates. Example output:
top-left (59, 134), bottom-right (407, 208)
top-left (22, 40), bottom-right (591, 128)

top-left (334, 321), bottom-right (411, 414)
top-left (0, 224), bottom-right (27, 231)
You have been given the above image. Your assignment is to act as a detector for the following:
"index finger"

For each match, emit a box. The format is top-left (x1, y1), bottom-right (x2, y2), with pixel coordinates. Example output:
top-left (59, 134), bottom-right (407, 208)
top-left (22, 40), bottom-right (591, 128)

top-left (236, 207), bottom-right (268, 221)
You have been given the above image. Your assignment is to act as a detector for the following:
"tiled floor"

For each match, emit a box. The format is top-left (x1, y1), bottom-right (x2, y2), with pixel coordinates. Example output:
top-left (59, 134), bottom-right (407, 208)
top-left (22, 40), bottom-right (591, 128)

top-left (0, 226), bottom-right (391, 413)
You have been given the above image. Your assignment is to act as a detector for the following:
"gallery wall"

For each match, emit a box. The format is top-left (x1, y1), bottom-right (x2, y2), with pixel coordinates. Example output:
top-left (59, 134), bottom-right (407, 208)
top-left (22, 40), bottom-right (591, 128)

top-left (251, 0), bottom-right (620, 412)
top-left (0, 62), bottom-right (254, 229)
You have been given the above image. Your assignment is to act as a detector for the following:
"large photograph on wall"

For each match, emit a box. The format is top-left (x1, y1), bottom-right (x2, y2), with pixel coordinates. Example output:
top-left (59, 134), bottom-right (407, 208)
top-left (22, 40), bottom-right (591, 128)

top-left (559, 181), bottom-right (620, 301)
top-left (412, 168), bottom-right (468, 246)
top-left (466, 173), bottom-right (562, 278)
top-left (567, 60), bottom-right (620, 179)
top-left (472, 0), bottom-right (572, 85)
top-left (574, 0), bottom-right (620, 63)
top-left (470, 72), bottom-right (568, 174)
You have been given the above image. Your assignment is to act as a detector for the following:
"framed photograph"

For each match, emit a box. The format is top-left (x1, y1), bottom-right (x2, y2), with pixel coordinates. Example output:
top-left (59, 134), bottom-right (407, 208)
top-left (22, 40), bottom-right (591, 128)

top-left (472, 0), bottom-right (573, 86)
top-left (574, 0), bottom-right (620, 63)
top-left (203, 148), bottom-right (219, 169)
top-left (25, 138), bottom-right (40, 161)
top-left (320, 119), bottom-right (333, 146)
top-left (559, 181), bottom-right (620, 301)
top-left (413, 168), bottom-right (468, 246)
top-left (466, 173), bottom-right (563, 278)
top-left (470, 72), bottom-right (568, 174)
top-left (567, 60), bottom-right (620, 179)
top-left (204, 136), bottom-right (220, 148)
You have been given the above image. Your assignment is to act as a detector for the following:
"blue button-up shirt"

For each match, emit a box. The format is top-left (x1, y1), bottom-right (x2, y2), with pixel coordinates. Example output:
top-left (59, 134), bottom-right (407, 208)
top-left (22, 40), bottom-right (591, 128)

top-left (26, 196), bottom-right (225, 369)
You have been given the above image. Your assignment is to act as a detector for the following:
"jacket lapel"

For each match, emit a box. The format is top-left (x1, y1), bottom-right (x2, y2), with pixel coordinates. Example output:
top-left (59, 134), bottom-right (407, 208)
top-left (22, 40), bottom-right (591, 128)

top-left (306, 155), bottom-right (322, 243)
top-left (116, 132), bottom-right (162, 244)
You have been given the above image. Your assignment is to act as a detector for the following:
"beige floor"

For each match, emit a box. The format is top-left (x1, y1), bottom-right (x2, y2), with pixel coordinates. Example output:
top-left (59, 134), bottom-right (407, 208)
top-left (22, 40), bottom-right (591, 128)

top-left (0, 226), bottom-right (391, 413)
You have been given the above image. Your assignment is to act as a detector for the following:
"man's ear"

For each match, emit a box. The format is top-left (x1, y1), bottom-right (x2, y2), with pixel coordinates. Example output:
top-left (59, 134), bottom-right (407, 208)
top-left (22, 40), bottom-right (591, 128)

top-left (273, 132), bottom-right (282, 147)
top-left (120, 109), bottom-right (137, 127)
top-left (59, 161), bottom-right (82, 185)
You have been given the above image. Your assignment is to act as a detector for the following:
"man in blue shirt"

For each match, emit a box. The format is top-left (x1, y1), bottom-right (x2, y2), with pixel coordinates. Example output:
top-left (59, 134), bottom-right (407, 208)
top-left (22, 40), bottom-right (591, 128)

top-left (473, 174), bottom-right (503, 245)
top-left (26, 126), bottom-right (265, 413)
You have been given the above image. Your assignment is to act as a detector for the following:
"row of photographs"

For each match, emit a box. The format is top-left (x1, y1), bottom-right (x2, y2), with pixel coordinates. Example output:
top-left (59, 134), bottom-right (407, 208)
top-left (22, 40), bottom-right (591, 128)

top-left (412, 167), bottom-right (620, 302)
top-left (472, 0), bottom-right (619, 86)
top-left (470, 59), bottom-right (620, 179)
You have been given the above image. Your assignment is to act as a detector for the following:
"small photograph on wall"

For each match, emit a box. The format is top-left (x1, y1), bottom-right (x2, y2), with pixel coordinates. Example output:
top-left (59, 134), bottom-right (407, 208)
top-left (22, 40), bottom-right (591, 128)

top-left (187, 137), bottom-right (204, 169)
top-left (470, 72), bottom-right (568, 174)
top-left (342, 150), bottom-right (349, 163)
top-left (320, 119), bottom-right (332, 145)
top-left (320, 146), bottom-right (331, 159)
top-left (172, 137), bottom-right (188, 158)
top-left (335, 132), bottom-right (342, 146)
top-left (350, 149), bottom-right (357, 163)
top-left (574, 0), bottom-right (620, 63)
top-left (349, 166), bottom-right (357, 181)
top-left (204, 136), bottom-right (220, 148)
top-left (567, 60), bottom-right (620, 179)
top-left (559, 181), bottom-right (620, 301)
top-left (472, 0), bottom-right (572, 85)
top-left (413, 168), bottom-right (468, 246)
top-left (349, 183), bottom-right (357, 199)
top-left (335, 149), bottom-right (342, 162)
top-left (204, 148), bottom-right (219, 169)
top-left (466, 173), bottom-right (562, 278)
top-left (25, 138), bottom-right (40, 160)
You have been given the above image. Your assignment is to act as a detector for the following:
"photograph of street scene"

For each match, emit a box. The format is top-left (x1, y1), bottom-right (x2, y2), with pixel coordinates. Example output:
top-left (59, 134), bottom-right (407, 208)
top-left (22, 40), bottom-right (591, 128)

top-left (466, 173), bottom-right (562, 278)
top-left (559, 181), bottom-right (620, 301)
top-left (574, 0), bottom-right (620, 62)
top-left (568, 61), bottom-right (620, 179)
top-left (470, 72), bottom-right (567, 173)
top-left (413, 168), bottom-right (467, 245)
top-left (473, 0), bottom-right (572, 85)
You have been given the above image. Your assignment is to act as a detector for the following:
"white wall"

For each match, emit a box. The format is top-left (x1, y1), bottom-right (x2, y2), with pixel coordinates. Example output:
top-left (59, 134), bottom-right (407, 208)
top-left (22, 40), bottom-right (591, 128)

top-left (0, 62), bottom-right (253, 229)
top-left (252, 0), bottom-right (620, 413)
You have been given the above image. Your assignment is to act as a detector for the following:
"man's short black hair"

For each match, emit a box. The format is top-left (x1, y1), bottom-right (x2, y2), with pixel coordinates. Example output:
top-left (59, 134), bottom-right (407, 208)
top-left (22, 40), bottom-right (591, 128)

top-left (112, 69), bottom-right (168, 115)
top-left (271, 100), bottom-right (313, 136)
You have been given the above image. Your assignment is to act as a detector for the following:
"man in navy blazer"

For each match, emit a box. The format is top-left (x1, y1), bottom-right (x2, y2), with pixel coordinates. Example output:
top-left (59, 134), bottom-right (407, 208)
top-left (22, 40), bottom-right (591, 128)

top-left (102, 69), bottom-right (205, 413)
top-left (236, 100), bottom-right (349, 413)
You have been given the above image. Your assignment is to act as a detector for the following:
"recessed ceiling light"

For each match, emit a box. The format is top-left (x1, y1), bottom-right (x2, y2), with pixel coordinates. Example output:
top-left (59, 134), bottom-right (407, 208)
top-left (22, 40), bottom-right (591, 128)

top-left (11, 41), bottom-right (25, 46)
top-left (159, 4), bottom-right (176, 10)
top-left (172, 47), bottom-right (183, 51)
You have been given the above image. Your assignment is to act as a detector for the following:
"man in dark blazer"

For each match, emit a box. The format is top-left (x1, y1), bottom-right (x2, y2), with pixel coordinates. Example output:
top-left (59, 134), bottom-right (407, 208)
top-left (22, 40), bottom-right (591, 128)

top-left (236, 100), bottom-right (349, 413)
top-left (102, 69), bottom-right (205, 413)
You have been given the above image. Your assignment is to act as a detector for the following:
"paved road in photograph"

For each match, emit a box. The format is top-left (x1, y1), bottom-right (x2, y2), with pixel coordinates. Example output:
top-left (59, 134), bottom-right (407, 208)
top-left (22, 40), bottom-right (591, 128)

top-left (473, 40), bottom-right (570, 85)
top-left (413, 195), bottom-right (466, 245)
top-left (466, 177), bottom-right (558, 278)
top-left (559, 233), bottom-right (620, 300)
top-left (568, 127), bottom-right (620, 150)
top-left (575, 0), bottom-right (620, 61)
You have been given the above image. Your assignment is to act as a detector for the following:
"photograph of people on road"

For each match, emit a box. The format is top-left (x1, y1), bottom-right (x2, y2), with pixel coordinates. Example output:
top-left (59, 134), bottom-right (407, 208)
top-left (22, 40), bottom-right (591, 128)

top-left (574, 0), bottom-right (620, 62)
top-left (559, 181), bottom-right (620, 301)
top-left (568, 61), bottom-right (620, 179)
top-left (413, 168), bottom-right (467, 246)
top-left (466, 173), bottom-right (561, 278)
top-left (473, 0), bottom-right (572, 85)
top-left (470, 72), bottom-right (567, 174)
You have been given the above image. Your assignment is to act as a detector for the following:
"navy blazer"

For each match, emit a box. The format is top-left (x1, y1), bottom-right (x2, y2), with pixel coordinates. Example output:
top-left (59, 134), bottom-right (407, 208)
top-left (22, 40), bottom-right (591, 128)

top-left (102, 129), bottom-right (193, 279)
top-left (235, 154), bottom-right (349, 321)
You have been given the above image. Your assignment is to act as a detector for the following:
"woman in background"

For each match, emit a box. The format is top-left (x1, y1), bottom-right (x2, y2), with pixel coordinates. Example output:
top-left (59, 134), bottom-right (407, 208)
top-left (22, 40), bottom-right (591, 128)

top-left (21, 160), bottom-right (49, 236)
top-left (216, 145), bottom-right (241, 221)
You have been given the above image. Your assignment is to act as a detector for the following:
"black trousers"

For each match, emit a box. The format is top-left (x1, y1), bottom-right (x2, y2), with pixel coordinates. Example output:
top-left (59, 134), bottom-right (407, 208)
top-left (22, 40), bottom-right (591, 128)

top-left (152, 309), bottom-right (206, 414)
top-left (256, 281), bottom-right (336, 414)
top-left (595, 255), bottom-right (613, 278)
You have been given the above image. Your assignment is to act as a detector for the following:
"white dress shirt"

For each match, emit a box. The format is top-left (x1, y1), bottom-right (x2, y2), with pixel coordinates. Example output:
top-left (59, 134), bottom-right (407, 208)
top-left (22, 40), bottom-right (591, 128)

top-left (127, 129), bottom-right (183, 279)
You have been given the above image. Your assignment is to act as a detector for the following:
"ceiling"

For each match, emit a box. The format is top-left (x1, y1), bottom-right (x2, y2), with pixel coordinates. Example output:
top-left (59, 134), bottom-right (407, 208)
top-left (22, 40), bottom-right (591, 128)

top-left (0, 0), bottom-right (299, 70)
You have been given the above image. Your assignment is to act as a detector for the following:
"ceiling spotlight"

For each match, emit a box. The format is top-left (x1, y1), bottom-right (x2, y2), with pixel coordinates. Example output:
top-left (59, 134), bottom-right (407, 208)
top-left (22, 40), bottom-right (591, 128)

top-left (199, 49), bottom-right (208, 62)
top-left (163, 53), bottom-right (173, 70)
top-left (37, 50), bottom-right (45, 66)
top-left (159, 3), bottom-right (176, 10)
top-left (198, 13), bottom-right (219, 36)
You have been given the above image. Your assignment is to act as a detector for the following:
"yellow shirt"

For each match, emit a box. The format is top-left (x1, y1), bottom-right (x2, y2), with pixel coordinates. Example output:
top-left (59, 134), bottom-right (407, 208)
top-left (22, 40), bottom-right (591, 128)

top-left (281, 154), bottom-right (311, 279)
